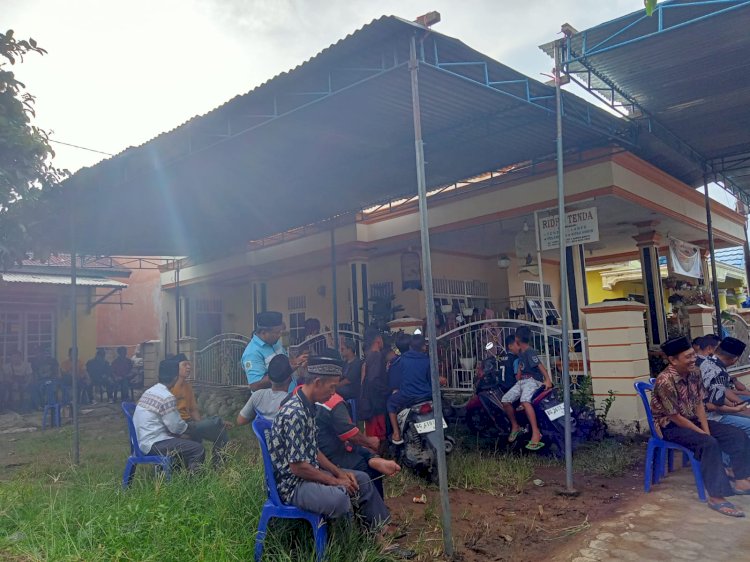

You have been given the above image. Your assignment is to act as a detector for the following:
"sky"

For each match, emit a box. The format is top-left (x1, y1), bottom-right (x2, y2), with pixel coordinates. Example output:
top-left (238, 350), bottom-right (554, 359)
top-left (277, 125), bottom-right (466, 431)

top-left (5, 0), bottom-right (646, 174)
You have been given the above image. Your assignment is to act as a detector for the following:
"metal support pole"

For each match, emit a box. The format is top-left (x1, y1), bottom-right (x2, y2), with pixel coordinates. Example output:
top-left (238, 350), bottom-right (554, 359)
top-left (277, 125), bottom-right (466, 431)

top-left (331, 228), bottom-right (340, 349)
top-left (70, 244), bottom-right (80, 465)
top-left (534, 210), bottom-right (552, 373)
top-left (703, 177), bottom-right (722, 334)
top-left (744, 212), bottom-right (750, 298)
top-left (554, 39), bottom-right (575, 494)
top-left (175, 266), bottom-right (181, 353)
top-left (409, 35), bottom-right (454, 557)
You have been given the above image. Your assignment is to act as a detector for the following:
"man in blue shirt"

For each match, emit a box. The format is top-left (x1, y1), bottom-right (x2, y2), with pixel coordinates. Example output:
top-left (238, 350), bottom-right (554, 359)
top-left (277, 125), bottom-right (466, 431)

top-left (387, 334), bottom-right (433, 445)
top-left (241, 311), bottom-right (307, 392)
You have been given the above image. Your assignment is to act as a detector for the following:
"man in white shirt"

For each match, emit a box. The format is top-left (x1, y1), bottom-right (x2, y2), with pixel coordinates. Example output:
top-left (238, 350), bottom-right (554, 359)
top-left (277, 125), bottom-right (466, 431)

top-left (133, 359), bottom-right (205, 472)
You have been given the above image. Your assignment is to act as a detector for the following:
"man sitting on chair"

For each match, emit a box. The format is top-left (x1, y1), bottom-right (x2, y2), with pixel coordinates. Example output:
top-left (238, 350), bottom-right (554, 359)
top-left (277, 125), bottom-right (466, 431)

top-left (133, 360), bottom-right (205, 473)
top-left (652, 336), bottom-right (750, 518)
top-left (267, 353), bottom-right (407, 552)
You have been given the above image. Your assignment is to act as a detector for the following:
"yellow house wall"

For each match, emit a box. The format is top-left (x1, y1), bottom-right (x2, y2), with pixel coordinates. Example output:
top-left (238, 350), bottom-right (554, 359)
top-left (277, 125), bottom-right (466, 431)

top-left (56, 296), bottom-right (97, 362)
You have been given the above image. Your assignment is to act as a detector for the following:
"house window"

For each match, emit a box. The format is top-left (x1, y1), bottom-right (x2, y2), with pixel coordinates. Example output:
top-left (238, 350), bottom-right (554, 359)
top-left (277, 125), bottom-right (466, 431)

top-left (289, 312), bottom-right (306, 345)
top-left (0, 310), bottom-right (55, 361)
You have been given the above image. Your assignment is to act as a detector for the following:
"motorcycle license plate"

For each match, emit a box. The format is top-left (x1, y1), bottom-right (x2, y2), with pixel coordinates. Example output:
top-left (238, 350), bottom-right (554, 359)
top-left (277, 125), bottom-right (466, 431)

top-left (545, 403), bottom-right (565, 421)
top-left (414, 418), bottom-right (448, 434)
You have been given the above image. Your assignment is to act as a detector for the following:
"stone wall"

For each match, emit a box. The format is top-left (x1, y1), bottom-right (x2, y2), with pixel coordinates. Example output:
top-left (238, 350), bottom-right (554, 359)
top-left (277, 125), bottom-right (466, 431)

top-left (193, 385), bottom-right (251, 419)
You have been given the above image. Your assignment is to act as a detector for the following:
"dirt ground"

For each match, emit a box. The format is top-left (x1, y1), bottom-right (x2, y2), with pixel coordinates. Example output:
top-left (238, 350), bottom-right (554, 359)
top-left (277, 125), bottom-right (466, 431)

top-left (0, 405), bottom-right (645, 562)
top-left (388, 465), bottom-right (643, 561)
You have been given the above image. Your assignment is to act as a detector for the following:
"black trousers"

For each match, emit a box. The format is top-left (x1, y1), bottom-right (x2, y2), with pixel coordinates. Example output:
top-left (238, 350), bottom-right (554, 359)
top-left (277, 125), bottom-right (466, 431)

top-left (663, 420), bottom-right (750, 498)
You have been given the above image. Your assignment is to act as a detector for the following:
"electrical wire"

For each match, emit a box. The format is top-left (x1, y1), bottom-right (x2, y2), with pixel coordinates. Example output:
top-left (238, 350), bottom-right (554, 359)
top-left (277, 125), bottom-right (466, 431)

top-left (49, 138), bottom-right (114, 156)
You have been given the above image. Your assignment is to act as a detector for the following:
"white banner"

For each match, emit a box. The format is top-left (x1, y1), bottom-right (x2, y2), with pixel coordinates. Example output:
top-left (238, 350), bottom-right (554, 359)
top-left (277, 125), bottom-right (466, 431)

top-left (668, 238), bottom-right (702, 279)
top-left (539, 207), bottom-right (599, 251)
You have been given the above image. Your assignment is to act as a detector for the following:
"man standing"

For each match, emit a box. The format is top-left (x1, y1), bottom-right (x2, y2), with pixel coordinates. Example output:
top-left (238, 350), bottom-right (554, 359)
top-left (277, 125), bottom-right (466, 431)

top-left (170, 353), bottom-right (231, 467)
top-left (110, 346), bottom-right (134, 403)
top-left (3, 350), bottom-right (32, 411)
top-left (241, 311), bottom-right (307, 392)
top-left (133, 360), bottom-right (205, 472)
top-left (336, 339), bottom-right (362, 402)
top-left (360, 328), bottom-right (389, 447)
top-left (267, 354), bottom-right (392, 531)
top-left (652, 336), bottom-right (750, 518)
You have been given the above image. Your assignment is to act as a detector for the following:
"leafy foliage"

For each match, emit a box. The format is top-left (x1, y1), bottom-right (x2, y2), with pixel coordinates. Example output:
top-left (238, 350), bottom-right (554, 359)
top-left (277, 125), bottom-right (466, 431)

top-left (0, 29), bottom-right (66, 268)
top-left (644, 0), bottom-right (658, 16)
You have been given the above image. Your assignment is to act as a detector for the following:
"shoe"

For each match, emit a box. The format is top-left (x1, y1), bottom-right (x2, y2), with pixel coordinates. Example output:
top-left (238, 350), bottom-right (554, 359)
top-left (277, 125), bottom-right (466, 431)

top-left (108, 400), bottom-right (114, 404)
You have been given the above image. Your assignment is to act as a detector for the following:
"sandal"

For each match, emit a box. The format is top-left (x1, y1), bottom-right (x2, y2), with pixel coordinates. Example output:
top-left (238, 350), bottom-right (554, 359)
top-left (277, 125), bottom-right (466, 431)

top-left (508, 430), bottom-right (522, 443)
top-left (525, 441), bottom-right (545, 451)
top-left (390, 438), bottom-right (405, 446)
top-left (731, 487), bottom-right (750, 495)
top-left (708, 501), bottom-right (745, 518)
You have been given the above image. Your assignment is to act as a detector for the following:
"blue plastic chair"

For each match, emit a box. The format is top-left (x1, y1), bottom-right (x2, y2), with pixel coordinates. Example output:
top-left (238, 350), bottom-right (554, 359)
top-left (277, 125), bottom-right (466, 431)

top-left (634, 381), bottom-right (706, 501)
top-left (252, 415), bottom-right (327, 562)
top-left (121, 402), bottom-right (172, 489)
top-left (347, 399), bottom-right (358, 424)
top-left (42, 380), bottom-right (61, 429)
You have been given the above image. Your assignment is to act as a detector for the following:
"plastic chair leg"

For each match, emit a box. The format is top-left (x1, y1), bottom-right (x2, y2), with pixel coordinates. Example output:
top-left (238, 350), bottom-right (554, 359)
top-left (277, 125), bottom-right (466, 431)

top-left (161, 460), bottom-right (172, 481)
top-left (313, 519), bottom-right (328, 562)
top-left (254, 510), bottom-right (272, 562)
top-left (122, 460), bottom-right (137, 489)
top-left (689, 457), bottom-right (707, 502)
top-left (667, 449), bottom-right (675, 474)
top-left (644, 441), bottom-right (655, 493)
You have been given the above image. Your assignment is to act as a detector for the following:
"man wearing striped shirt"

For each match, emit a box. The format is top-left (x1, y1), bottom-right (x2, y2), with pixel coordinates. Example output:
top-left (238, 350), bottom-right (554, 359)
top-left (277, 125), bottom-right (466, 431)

top-left (133, 360), bottom-right (205, 472)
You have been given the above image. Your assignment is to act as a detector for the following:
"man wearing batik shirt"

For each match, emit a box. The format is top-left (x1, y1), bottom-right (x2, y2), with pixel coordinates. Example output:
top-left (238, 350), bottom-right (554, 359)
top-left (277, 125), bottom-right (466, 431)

top-left (652, 336), bottom-right (750, 518)
top-left (701, 337), bottom-right (750, 437)
top-left (267, 354), bottom-right (390, 528)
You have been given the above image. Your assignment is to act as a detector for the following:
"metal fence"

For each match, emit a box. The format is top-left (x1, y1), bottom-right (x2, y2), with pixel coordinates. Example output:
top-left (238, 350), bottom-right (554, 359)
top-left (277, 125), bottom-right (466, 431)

top-left (436, 319), bottom-right (588, 393)
top-left (723, 313), bottom-right (750, 373)
top-left (288, 330), bottom-right (364, 359)
top-left (194, 333), bottom-right (250, 386)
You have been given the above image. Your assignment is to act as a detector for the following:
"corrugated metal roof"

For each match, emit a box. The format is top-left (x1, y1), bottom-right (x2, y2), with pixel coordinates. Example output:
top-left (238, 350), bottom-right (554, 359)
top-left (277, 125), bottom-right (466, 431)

top-left (0, 273), bottom-right (127, 288)
top-left (559, 0), bottom-right (750, 197)
top-left (46, 14), bottom-right (685, 257)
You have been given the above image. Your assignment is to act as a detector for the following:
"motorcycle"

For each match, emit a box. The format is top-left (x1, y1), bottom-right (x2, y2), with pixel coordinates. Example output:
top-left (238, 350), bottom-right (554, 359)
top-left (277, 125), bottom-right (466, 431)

top-left (465, 343), bottom-right (575, 456)
top-left (394, 400), bottom-right (455, 483)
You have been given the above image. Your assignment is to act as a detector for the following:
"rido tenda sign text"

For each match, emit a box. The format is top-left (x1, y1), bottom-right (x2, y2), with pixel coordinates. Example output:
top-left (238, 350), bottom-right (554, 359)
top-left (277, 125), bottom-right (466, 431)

top-left (539, 207), bottom-right (599, 251)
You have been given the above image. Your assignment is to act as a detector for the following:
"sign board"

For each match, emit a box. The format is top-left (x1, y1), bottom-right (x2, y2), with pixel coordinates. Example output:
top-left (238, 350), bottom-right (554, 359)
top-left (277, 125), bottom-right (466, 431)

top-left (539, 207), bottom-right (599, 251)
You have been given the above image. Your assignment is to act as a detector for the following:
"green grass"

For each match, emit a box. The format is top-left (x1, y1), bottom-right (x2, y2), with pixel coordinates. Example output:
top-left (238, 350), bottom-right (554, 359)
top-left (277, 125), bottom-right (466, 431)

top-left (447, 449), bottom-right (534, 494)
top-left (572, 438), bottom-right (642, 477)
top-left (0, 425), bottom-right (397, 562)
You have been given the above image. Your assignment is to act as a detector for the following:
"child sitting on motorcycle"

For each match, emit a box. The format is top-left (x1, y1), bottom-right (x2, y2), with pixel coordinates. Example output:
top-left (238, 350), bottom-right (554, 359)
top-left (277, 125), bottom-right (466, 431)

top-left (387, 334), bottom-right (432, 445)
top-left (501, 327), bottom-right (553, 451)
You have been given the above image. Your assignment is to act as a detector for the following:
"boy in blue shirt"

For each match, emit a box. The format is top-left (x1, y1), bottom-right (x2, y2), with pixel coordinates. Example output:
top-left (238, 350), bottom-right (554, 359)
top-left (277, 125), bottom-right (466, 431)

top-left (387, 335), bottom-right (432, 445)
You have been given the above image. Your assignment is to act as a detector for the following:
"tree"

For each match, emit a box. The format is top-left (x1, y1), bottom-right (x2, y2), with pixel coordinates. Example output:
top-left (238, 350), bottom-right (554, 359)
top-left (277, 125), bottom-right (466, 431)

top-left (644, 0), bottom-right (658, 16)
top-left (0, 29), bottom-right (65, 268)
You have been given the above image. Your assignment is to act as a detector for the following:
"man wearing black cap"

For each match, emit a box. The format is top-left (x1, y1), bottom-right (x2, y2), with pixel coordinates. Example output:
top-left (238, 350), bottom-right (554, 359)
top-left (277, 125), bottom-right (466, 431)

top-left (132, 359), bottom-right (205, 473)
top-left (652, 336), bottom-right (750, 517)
top-left (701, 337), bottom-right (750, 436)
top-left (241, 311), bottom-right (308, 392)
top-left (267, 353), bottom-right (394, 533)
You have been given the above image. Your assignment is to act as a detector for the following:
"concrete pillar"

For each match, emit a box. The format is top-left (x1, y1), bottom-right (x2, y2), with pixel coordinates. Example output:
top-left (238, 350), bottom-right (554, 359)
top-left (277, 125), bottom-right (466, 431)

top-left (687, 304), bottom-right (715, 338)
top-left (582, 300), bottom-right (650, 430)
top-left (178, 336), bottom-right (197, 362)
top-left (634, 230), bottom-right (667, 347)
top-left (566, 244), bottom-right (589, 334)
top-left (719, 288), bottom-right (728, 311)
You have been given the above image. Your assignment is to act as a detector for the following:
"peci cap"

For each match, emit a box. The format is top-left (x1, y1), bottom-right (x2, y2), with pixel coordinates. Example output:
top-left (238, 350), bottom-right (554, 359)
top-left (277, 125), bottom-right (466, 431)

top-left (719, 337), bottom-right (746, 358)
top-left (661, 336), bottom-right (691, 358)
top-left (256, 311), bottom-right (283, 330)
top-left (306, 349), bottom-right (343, 377)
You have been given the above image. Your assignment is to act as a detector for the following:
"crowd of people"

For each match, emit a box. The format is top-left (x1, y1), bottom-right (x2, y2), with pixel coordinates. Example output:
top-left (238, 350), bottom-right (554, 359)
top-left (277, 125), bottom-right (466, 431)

top-left (0, 345), bottom-right (144, 413)
top-left (131, 311), bottom-right (420, 557)
top-left (652, 334), bottom-right (750, 518)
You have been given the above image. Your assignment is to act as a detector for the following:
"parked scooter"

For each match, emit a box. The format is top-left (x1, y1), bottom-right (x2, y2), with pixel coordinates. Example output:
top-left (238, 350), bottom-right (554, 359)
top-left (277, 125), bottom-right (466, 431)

top-left (394, 400), bottom-right (455, 483)
top-left (465, 343), bottom-right (575, 455)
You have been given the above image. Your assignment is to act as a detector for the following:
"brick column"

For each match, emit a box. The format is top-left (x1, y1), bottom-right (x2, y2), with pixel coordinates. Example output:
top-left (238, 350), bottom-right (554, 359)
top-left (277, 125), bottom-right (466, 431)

top-left (582, 301), bottom-right (650, 430)
top-left (687, 304), bottom-right (715, 338)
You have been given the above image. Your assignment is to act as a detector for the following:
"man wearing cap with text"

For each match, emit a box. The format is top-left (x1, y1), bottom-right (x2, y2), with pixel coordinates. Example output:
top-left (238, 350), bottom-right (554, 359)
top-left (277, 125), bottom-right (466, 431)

top-left (652, 336), bottom-right (750, 518)
top-left (241, 311), bottom-right (308, 392)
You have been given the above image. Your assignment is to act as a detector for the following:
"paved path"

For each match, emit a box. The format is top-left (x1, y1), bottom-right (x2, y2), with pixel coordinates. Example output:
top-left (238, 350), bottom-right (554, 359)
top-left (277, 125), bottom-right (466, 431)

top-left (556, 468), bottom-right (750, 561)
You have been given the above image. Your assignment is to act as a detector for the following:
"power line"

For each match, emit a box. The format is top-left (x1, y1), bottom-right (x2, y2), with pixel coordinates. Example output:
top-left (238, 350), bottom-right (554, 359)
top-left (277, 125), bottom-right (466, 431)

top-left (49, 139), bottom-right (114, 156)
